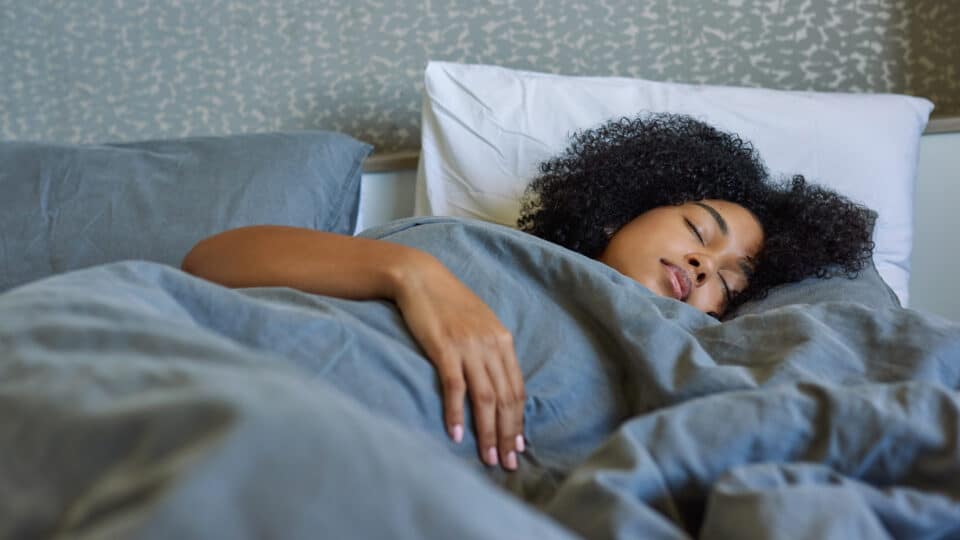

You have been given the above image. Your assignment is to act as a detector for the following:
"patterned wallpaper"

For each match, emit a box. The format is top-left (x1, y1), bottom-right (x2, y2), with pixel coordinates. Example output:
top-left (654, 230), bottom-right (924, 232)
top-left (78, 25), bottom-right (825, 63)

top-left (1, 0), bottom-right (956, 152)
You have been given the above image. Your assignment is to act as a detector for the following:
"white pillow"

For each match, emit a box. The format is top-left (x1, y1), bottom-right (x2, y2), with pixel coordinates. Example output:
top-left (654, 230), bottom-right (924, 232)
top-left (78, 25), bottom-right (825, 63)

top-left (415, 61), bottom-right (933, 306)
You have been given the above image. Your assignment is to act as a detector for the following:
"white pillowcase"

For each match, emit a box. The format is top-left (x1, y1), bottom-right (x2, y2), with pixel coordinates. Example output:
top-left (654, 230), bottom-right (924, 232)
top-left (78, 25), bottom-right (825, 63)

top-left (415, 61), bottom-right (933, 306)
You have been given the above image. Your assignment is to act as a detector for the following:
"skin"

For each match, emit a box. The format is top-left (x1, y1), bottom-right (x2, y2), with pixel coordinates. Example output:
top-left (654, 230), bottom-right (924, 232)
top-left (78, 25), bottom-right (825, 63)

top-left (597, 199), bottom-right (764, 317)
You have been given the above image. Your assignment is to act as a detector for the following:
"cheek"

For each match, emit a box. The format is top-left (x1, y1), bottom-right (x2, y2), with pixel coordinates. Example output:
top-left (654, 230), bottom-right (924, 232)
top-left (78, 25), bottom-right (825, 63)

top-left (600, 244), bottom-right (658, 287)
top-left (687, 282), bottom-right (726, 314)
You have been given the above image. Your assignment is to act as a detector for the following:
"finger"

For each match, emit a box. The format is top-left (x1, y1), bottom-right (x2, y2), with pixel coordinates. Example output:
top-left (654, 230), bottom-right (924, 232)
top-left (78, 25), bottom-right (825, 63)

top-left (434, 352), bottom-right (467, 444)
top-left (483, 349), bottom-right (520, 472)
top-left (463, 355), bottom-right (499, 467)
top-left (498, 334), bottom-right (527, 453)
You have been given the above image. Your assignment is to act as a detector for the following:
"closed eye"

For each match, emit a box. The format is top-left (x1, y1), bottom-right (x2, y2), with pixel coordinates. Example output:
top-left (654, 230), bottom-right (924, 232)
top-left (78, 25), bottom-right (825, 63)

top-left (685, 218), bottom-right (704, 245)
top-left (719, 273), bottom-right (732, 305)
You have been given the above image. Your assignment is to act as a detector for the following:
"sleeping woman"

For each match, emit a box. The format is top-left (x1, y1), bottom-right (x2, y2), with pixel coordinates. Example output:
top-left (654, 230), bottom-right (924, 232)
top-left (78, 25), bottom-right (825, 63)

top-left (180, 112), bottom-right (875, 474)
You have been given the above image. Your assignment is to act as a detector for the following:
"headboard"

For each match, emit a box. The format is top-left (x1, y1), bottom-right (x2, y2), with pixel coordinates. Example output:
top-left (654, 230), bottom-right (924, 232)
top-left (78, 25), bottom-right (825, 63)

top-left (2, 0), bottom-right (957, 155)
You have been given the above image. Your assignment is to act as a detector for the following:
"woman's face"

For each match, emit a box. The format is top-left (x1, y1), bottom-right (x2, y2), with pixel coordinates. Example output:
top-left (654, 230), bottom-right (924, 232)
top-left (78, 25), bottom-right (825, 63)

top-left (597, 199), bottom-right (764, 317)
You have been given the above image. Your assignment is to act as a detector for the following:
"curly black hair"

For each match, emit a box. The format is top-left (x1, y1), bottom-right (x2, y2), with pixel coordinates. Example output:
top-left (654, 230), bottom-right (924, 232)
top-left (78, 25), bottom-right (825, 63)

top-left (517, 112), bottom-right (875, 312)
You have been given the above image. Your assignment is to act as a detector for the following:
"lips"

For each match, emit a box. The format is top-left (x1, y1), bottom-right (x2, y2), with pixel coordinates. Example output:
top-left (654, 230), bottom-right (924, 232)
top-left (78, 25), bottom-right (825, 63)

top-left (661, 259), bottom-right (692, 301)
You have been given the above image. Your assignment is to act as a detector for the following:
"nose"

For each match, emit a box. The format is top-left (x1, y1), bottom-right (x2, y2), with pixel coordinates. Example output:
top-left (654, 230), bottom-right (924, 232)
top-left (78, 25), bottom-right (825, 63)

top-left (684, 253), bottom-right (716, 287)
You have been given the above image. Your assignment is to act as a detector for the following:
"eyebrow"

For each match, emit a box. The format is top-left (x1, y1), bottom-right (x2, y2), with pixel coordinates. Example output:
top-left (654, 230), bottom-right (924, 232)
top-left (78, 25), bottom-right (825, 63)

top-left (693, 201), bottom-right (756, 279)
top-left (693, 201), bottom-right (728, 235)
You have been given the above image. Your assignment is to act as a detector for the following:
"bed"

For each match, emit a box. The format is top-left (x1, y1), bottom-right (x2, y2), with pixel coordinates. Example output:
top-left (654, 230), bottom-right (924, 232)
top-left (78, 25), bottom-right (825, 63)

top-left (2, 62), bottom-right (959, 539)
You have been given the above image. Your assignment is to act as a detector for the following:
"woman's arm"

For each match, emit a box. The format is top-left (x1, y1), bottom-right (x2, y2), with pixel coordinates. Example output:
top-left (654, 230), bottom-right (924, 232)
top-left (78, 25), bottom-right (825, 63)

top-left (181, 225), bottom-right (527, 471)
top-left (181, 225), bottom-right (421, 300)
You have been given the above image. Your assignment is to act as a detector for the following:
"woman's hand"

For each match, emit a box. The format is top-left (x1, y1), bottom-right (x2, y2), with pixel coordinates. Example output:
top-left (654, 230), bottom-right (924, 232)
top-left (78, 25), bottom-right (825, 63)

top-left (392, 255), bottom-right (526, 472)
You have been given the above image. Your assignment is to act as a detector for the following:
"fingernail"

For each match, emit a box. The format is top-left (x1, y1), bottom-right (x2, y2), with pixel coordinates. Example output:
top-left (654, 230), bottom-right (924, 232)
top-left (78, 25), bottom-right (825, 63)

top-left (515, 434), bottom-right (525, 453)
top-left (450, 424), bottom-right (463, 443)
top-left (486, 447), bottom-right (498, 466)
top-left (505, 451), bottom-right (517, 470)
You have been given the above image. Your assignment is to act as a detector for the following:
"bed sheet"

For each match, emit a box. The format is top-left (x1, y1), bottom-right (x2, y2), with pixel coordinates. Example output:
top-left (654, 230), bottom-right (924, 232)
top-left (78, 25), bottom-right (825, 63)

top-left (2, 217), bottom-right (959, 539)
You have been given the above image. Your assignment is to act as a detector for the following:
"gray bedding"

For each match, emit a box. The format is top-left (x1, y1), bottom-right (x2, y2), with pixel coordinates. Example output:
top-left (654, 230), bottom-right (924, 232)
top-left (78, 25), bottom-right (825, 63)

top-left (2, 216), bottom-right (958, 539)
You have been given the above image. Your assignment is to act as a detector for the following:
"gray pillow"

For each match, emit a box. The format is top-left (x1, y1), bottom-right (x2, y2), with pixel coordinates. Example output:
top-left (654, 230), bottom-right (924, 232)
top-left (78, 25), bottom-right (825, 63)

top-left (727, 261), bottom-right (902, 319)
top-left (0, 131), bottom-right (372, 292)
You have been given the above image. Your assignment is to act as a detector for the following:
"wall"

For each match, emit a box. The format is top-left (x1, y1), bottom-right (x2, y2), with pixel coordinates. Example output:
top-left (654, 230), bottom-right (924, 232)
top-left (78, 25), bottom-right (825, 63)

top-left (1, 0), bottom-right (956, 152)
top-left (910, 131), bottom-right (960, 322)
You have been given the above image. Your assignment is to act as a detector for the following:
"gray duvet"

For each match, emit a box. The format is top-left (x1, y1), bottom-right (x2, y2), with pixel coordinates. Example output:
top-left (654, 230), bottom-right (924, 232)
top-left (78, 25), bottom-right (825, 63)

top-left (1, 217), bottom-right (958, 539)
